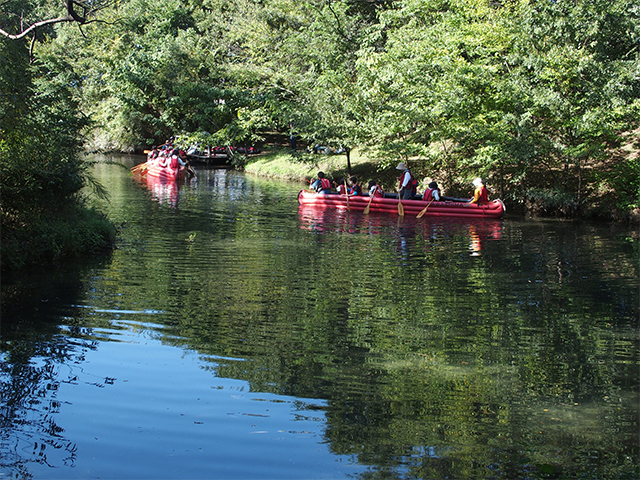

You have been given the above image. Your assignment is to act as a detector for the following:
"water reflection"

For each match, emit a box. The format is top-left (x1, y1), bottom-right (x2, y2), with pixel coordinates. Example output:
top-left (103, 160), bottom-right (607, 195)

top-left (141, 174), bottom-right (182, 207)
top-left (1, 158), bottom-right (638, 479)
top-left (298, 204), bottom-right (504, 260)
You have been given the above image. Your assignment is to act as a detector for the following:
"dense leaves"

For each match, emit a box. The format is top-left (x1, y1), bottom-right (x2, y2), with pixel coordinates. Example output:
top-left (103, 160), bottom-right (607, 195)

top-left (0, 29), bottom-right (115, 271)
top-left (52, 0), bottom-right (636, 216)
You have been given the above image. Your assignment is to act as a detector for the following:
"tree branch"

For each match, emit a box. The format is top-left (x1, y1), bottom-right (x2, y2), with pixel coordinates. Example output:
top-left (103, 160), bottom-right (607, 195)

top-left (0, 0), bottom-right (114, 40)
top-left (0, 16), bottom-right (75, 40)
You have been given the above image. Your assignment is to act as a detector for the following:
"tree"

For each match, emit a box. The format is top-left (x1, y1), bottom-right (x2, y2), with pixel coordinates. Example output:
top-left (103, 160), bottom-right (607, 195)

top-left (1, 1), bottom-right (115, 271)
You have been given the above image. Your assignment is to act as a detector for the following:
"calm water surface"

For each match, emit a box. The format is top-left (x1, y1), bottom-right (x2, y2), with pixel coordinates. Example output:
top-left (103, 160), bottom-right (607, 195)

top-left (1, 155), bottom-right (638, 479)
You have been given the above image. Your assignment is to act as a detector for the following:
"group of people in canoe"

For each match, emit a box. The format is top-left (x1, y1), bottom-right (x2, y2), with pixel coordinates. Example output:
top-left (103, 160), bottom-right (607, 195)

top-left (310, 162), bottom-right (490, 205)
top-left (145, 140), bottom-right (196, 177)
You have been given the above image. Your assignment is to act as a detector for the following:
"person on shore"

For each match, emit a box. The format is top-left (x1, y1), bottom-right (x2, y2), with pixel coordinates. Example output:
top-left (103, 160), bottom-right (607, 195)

top-left (311, 171), bottom-right (332, 194)
top-left (396, 162), bottom-right (416, 199)
top-left (470, 178), bottom-right (489, 205)
top-left (348, 176), bottom-right (362, 196)
top-left (422, 181), bottom-right (441, 202)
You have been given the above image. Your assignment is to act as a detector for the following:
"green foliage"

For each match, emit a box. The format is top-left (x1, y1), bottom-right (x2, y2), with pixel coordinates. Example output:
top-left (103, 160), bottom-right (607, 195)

top-left (1, 203), bottom-right (116, 271)
top-left (0, 30), bottom-right (115, 272)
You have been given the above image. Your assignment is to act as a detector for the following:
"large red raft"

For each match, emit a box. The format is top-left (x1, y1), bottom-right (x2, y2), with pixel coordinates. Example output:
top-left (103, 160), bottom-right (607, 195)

top-left (143, 162), bottom-right (187, 181)
top-left (298, 190), bottom-right (505, 219)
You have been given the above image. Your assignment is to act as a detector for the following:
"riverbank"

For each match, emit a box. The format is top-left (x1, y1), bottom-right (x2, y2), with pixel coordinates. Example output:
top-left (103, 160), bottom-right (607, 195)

top-left (243, 149), bottom-right (426, 197)
top-left (0, 203), bottom-right (117, 273)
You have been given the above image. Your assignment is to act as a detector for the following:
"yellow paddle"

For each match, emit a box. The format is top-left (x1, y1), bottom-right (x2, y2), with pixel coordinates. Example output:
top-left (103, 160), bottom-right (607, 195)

top-left (363, 192), bottom-right (375, 214)
top-left (397, 195), bottom-right (404, 216)
top-left (416, 199), bottom-right (434, 218)
top-left (344, 180), bottom-right (350, 211)
top-left (131, 163), bottom-right (147, 174)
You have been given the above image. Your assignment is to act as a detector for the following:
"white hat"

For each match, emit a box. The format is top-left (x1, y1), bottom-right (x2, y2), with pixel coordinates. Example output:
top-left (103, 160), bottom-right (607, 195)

top-left (396, 162), bottom-right (407, 170)
top-left (473, 178), bottom-right (483, 187)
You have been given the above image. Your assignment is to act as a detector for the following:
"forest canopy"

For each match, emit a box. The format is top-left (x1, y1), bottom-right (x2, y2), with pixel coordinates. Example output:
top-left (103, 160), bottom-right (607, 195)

top-left (1, 0), bottom-right (639, 223)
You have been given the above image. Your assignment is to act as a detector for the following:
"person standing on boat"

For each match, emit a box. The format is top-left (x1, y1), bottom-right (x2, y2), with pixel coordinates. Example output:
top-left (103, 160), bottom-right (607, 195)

top-left (422, 181), bottom-right (440, 201)
top-left (311, 172), bottom-right (332, 194)
top-left (396, 162), bottom-right (416, 200)
top-left (348, 176), bottom-right (362, 195)
top-left (470, 178), bottom-right (489, 204)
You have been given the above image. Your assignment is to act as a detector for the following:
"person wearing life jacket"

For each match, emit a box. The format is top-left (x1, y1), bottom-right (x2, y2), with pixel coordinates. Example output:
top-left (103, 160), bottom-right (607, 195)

top-left (310, 171), bottom-right (332, 194)
top-left (147, 145), bottom-right (158, 162)
top-left (334, 178), bottom-right (347, 194)
top-left (396, 162), bottom-right (416, 199)
top-left (168, 148), bottom-right (187, 172)
top-left (178, 148), bottom-right (196, 177)
top-left (157, 147), bottom-right (170, 168)
top-left (422, 181), bottom-right (441, 202)
top-left (368, 179), bottom-right (384, 198)
top-left (470, 177), bottom-right (489, 205)
top-left (348, 176), bottom-right (362, 196)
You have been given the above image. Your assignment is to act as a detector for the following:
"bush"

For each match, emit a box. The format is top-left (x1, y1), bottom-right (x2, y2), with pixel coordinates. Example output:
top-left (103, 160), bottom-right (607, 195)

top-left (525, 188), bottom-right (581, 217)
top-left (1, 203), bottom-right (116, 272)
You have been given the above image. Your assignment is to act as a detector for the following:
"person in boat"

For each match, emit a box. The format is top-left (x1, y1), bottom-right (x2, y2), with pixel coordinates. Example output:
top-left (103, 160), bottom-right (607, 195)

top-left (177, 149), bottom-right (197, 177)
top-left (310, 171), bottom-right (332, 194)
top-left (147, 145), bottom-right (159, 162)
top-left (162, 148), bottom-right (187, 171)
top-left (334, 178), bottom-right (347, 194)
top-left (157, 147), bottom-right (170, 167)
top-left (422, 181), bottom-right (441, 202)
top-left (470, 178), bottom-right (489, 205)
top-left (348, 176), bottom-right (362, 196)
top-left (396, 162), bottom-right (416, 200)
top-left (368, 180), bottom-right (384, 198)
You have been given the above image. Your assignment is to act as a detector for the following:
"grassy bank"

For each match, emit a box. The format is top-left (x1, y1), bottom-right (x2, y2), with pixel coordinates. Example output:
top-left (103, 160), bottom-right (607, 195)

top-left (243, 149), bottom-right (405, 192)
top-left (1, 204), bottom-right (117, 272)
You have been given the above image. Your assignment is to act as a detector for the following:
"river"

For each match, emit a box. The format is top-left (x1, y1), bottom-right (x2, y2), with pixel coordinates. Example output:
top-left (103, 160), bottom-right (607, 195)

top-left (1, 155), bottom-right (638, 479)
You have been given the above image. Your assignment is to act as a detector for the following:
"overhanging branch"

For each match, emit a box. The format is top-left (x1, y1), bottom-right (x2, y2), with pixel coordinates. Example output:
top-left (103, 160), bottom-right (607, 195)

top-left (0, 0), bottom-right (114, 40)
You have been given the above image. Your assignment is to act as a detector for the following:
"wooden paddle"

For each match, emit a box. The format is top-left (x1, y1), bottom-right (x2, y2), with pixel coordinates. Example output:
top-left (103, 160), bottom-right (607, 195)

top-left (344, 180), bottom-right (350, 211)
top-left (363, 192), bottom-right (375, 215)
top-left (416, 199), bottom-right (434, 218)
top-left (131, 163), bottom-right (147, 174)
top-left (397, 194), bottom-right (404, 216)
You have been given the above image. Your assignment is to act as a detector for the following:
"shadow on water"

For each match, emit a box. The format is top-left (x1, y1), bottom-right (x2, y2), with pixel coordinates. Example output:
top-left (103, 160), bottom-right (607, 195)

top-left (1, 257), bottom-right (112, 476)
top-left (1, 156), bottom-right (639, 479)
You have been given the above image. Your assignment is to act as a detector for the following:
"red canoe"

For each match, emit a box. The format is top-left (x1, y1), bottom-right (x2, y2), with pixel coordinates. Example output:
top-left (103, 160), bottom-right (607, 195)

top-left (144, 163), bottom-right (186, 181)
top-left (297, 190), bottom-right (505, 219)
